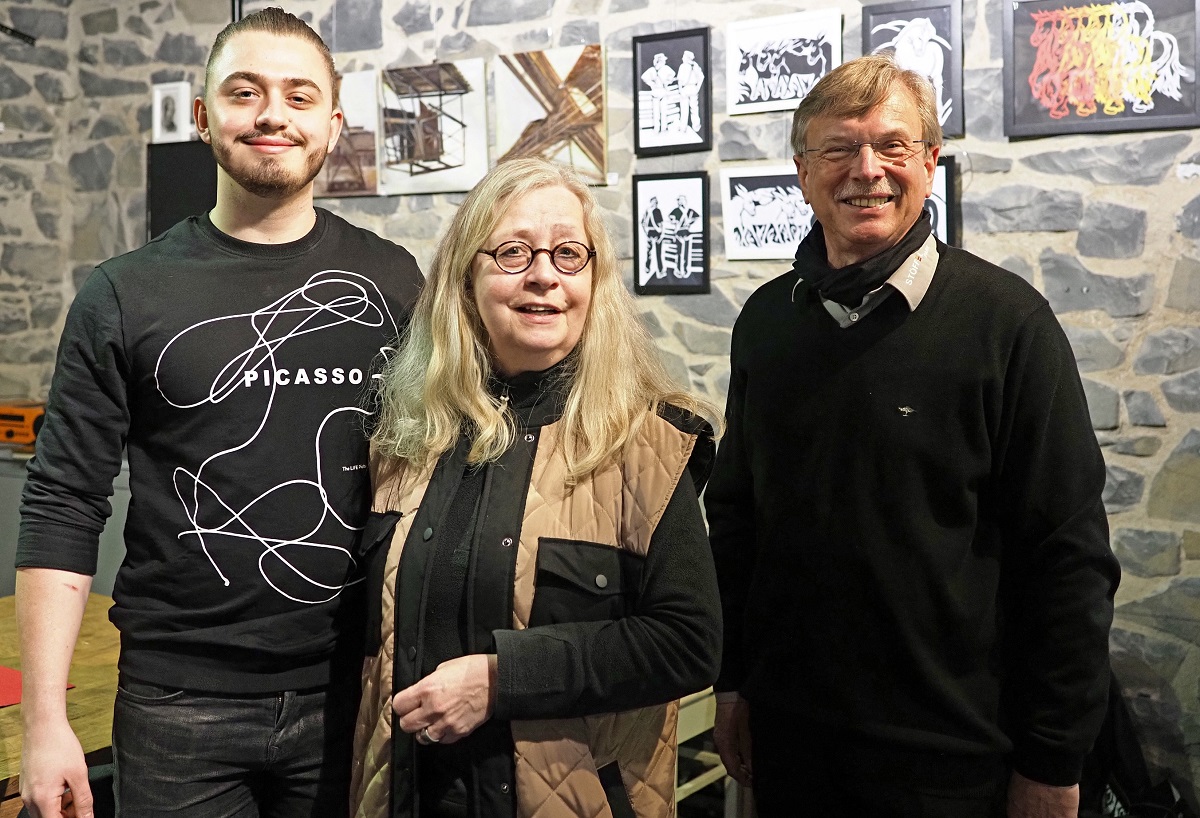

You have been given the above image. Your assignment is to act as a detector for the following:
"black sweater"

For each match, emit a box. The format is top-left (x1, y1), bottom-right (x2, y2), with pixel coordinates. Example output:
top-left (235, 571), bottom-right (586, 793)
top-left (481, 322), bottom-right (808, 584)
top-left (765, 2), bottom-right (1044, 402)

top-left (706, 242), bottom-right (1119, 786)
top-left (18, 210), bottom-right (423, 693)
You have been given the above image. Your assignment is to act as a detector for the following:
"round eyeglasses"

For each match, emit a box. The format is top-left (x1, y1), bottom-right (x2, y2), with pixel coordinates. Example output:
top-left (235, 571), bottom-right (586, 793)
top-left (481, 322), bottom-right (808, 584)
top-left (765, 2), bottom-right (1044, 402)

top-left (801, 139), bottom-right (929, 166)
top-left (477, 240), bottom-right (596, 275)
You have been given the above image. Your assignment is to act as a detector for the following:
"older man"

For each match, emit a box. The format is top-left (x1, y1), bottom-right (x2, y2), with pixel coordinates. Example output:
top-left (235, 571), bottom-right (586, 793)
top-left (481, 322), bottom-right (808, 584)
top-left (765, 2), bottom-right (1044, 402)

top-left (706, 54), bottom-right (1119, 818)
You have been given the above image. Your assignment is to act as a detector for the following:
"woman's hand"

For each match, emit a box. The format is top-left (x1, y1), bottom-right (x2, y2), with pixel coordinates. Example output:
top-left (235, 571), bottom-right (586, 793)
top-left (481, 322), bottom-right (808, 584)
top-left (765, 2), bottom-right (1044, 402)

top-left (392, 654), bottom-right (498, 745)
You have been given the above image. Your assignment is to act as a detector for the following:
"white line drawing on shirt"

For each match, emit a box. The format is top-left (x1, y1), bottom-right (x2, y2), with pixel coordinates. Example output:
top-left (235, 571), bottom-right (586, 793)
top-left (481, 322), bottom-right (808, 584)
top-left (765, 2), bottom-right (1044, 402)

top-left (155, 270), bottom-right (397, 603)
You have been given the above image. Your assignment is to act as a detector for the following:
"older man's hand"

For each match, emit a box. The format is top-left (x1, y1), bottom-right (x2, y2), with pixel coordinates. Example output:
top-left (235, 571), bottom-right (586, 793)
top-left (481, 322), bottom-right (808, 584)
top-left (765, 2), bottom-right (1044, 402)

top-left (712, 697), bottom-right (753, 787)
top-left (1007, 770), bottom-right (1079, 818)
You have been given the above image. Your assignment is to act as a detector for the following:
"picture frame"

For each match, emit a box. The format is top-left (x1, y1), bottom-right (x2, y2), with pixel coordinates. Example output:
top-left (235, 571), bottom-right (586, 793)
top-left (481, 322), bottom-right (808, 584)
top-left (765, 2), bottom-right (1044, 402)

top-left (314, 70), bottom-right (380, 198)
top-left (863, 0), bottom-right (963, 138)
top-left (152, 81), bottom-right (194, 144)
top-left (927, 155), bottom-right (960, 246)
top-left (720, 165), bottom-right (813, 260)
top-left (1003, 0), bottom-right (1200, 136)
top-left (632, 27), bottom-right (712, 157)
top-left (633, 171), bottom-right (710, 295)
top-left (494, 44), bottom-right (607, 184)
top-left (726, 10), bottom-right (842, 115)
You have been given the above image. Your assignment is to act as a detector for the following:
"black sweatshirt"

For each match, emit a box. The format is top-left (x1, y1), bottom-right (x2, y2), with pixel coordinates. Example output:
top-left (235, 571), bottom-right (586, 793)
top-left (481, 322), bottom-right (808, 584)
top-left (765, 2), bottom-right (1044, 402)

top-left (18, 210), bottom-right (423, 693)
top-left (706, 242), bottom-right (1120, 787)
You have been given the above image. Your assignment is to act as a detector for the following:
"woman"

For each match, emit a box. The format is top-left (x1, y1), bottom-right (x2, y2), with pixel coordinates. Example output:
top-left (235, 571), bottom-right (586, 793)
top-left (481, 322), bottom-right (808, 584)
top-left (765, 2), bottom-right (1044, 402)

top-left (351, 156), bottom-right (723, 818)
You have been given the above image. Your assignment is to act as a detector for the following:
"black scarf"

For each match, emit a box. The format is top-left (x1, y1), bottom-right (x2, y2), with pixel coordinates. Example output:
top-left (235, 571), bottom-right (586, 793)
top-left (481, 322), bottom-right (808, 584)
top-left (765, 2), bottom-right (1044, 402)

top-left (792, 210), bottom-right (932, 307)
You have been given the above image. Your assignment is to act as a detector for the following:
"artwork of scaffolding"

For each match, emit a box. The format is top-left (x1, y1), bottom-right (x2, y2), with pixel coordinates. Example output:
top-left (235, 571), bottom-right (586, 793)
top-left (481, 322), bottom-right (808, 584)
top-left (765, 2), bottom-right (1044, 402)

top-left (382, 63), bottom-right (472, 176)
top-left (495, 44), bottom-right (606, 183)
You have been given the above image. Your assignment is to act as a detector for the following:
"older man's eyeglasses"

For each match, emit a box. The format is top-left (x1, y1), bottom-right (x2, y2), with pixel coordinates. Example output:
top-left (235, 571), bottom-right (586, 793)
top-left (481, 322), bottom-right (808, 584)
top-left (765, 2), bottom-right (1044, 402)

top-left (801, 139), bottom-right (929, 166)
top-left (477, 240), bottom-right (596, 275)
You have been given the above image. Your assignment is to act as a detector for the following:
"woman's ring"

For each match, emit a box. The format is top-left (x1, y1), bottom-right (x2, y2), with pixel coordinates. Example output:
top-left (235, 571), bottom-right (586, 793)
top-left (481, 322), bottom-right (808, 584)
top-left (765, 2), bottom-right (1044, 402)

top-left (419, 727), bottom-right (439, 744)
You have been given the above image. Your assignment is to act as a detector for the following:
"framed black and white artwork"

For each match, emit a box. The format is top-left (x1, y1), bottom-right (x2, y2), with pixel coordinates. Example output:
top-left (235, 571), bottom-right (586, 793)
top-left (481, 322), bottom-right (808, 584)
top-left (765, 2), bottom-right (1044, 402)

top-left (864, 0), bottom-right (964, 138)
top-left (633, 172), bottom-right (710, 295)
top-left (152, 81), bottom-right (193, 144)
top-left (1003, 0), bottom-right (1200, 136)
top-left (720, 166), bottom-right (813, 260)
top-left (926, 155), bottom-right (959, 246)
top-left (726, 10), bottom-right (842, 115)
top-left (633, 28), bottom-right (712, 156)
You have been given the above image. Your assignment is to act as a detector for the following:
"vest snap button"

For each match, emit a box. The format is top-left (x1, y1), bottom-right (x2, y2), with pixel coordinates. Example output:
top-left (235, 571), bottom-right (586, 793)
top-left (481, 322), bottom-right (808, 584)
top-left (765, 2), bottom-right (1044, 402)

top-left (422, 527), bottom-right (433, 541)
top-left (595, 574), bottom-right (608, 589)
top-left (407, 646), bottom-right (416, 660)
top-left (500, 783), bottom-right (511, 794)
top-left (501, 537), bottom-right (513, 547)
top-left (524, 433), bottom-right (534, 442)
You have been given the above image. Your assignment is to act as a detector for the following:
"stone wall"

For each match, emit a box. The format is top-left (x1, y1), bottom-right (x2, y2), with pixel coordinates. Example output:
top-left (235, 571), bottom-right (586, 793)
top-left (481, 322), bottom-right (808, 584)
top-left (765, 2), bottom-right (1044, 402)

top-left (1, 0), bottom-right (1198, 798)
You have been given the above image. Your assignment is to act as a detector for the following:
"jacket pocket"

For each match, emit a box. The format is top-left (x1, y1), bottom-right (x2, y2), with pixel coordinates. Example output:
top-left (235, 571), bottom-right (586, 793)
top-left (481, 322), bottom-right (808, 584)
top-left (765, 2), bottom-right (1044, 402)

top-left (529, 538), bottom-right (643, 627)
top-left (359, 510), bottom-right (404, 657)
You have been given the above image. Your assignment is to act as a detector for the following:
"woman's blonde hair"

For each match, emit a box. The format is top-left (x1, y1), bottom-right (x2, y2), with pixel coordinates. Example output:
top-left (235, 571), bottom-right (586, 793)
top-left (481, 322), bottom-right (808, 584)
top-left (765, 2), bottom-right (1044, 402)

top-left (372, 156), bottom-right (719, 483)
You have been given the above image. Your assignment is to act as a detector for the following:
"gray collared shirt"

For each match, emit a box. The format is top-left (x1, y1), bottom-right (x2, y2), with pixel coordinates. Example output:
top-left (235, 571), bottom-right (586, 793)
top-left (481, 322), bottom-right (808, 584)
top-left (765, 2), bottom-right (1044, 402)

top-left (791, 233), bottom-right (940, 328)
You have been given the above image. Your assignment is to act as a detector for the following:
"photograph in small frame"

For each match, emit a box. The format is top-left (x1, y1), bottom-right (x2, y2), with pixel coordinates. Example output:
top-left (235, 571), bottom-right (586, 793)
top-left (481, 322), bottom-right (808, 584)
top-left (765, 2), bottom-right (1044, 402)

top-left (726, 10), bottom-right (842, 115)
top-left (633, 172), bottom-right (710, 295)
top-left (633, 28), bottom-right (712, 157)
top-left (1003, 0), bottom-right (1200, 136)
top-left (926, 155), bottom-right (959, 246)
top-left (152, 81), bottom-right (194, 144)
top-left (864, 0), bottom-right (963, 138)
top-left (314, 70), bottom-right (380, 198)
top-left (720, 166), bottom-right (814, 261)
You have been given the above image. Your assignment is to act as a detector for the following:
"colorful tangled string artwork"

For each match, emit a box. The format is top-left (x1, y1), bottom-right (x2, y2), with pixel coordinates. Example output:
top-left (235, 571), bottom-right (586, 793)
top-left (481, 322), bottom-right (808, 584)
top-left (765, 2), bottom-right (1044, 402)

top-left (1027, 0), bottom-right (1195, 119)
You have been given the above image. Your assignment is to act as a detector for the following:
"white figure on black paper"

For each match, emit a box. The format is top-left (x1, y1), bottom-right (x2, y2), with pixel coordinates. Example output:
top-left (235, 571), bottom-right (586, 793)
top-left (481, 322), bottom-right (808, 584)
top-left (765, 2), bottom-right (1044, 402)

top-left (639, 50), bottom-right (705, 146)
top-left (640, 196), bottom-right (665, 279)
top-left (676, 50), bottom-right (705, 134)
top-left (871, 18), bottom-right (952, 124)
top-left (667, 195), bottom-right (700, 279)
top-left (641, 53), bottom-right (677, 133)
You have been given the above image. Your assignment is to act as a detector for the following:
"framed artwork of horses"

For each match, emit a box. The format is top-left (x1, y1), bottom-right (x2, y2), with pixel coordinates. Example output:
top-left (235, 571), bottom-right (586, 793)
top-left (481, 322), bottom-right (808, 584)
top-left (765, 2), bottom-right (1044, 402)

top-left (719, 165), bottom-right (813, 260)
top-left (633, 171), bottom-right (710, 294)
top-left (726, 10), bottom-right (843, 115)
top-left (1003, 0), bottom-right (1200, 136)
top-left (863, 0), bottom-right (964, 138)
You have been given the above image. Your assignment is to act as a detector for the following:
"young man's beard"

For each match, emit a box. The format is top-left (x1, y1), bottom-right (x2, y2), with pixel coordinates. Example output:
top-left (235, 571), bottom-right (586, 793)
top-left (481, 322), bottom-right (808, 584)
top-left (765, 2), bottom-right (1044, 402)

top-left (212, 135), bottom-right (327, 199)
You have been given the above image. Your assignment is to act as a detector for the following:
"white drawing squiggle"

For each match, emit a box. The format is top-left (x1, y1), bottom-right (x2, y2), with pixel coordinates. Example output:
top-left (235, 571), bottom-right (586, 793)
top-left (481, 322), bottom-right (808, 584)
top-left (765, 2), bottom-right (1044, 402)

top-left (155, 270), bottom-right (397, 604)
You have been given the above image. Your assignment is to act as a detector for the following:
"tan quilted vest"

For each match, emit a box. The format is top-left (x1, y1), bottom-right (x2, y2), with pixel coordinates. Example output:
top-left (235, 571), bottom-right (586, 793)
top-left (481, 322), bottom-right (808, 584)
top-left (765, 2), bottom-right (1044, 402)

top-left (352, 410), bottom-right (697, 818)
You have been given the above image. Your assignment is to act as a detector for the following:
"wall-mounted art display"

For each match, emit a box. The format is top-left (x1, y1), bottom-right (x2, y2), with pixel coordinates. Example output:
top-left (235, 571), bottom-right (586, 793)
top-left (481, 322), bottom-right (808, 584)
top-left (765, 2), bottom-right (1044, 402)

top-left (1004, 0), bottom-right (1200, 136)
top-left (726, 10), bottom-right (842, 115)
top-left (378, 59), bottom-right (488, 195)
top-left (927, 155), bottom-right (959, 246)
top-left (315, 70), bottom-right (380, 198)
top-left (494, 44), bottom-right (607, 184)
top-left (632, 27), bottom-right (712, 157)
top-left (864, 0), bottom-right (963, 138)
top-left (720, 166), bottom-right (813, 260)
top-left (633, 171), bottom-right (710, 294)
top-left (152, 81), bottom-right (194, 144)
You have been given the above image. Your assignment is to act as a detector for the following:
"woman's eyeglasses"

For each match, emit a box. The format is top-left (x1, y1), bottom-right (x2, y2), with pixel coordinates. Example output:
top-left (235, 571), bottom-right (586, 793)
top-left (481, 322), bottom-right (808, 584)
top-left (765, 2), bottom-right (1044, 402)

top-left (477, 240), bottom-right (596, 275)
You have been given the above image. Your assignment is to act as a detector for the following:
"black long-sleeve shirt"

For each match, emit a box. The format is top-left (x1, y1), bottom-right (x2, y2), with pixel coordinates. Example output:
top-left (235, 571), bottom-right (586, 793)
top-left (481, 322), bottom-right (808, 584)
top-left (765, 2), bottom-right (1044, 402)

top-left (706, 241), bottom-right (1119, 786)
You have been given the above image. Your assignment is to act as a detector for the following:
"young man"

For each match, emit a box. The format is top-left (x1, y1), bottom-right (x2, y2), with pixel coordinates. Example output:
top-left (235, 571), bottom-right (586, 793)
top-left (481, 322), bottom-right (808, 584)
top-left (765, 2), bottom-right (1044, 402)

top-left (707, 54), bottom-right (1120, 818)
top-left (16, 9), bottom-right (423, 818)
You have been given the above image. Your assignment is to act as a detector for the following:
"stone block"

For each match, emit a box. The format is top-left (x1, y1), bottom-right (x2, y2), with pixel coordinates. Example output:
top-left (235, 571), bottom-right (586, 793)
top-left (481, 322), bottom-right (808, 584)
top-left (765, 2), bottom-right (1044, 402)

top-left (35, 213), bottom-right (57, 240)
top-left (1064, 326), bottom-right (1124, 371)
top-left (0, 64), bottom-right (32, 100)
top-left (438, 31), bottom-right (477, 56)
top-left (658, 348), bottom-right (689, 386)
top-left (0, 41), bottom-right (69, 71)
top-left (323, 0), bottom-right (383, 52)
top-left (89, 116), bottom-right (126, 140)
top-left (80, 70), bottom-right (147, 97)
top-left (515, 28), bottom-right (552, 51)
top-left (176, 0), bottom-right (230, 24)
top-left (10, 9), bottom-right (67, 41)
top-left (29, 289), bottom-right (62, 329)
top-left (116, 145), bottom-right (142, 187)
top-left (1103, 462), bottom-right (1144, 512)
top-left (560, 20), bottom-right (599, 46)
top-left (71, 197), bottom-right (121, 261)
top-left (0, 330), bottom-right (57, 364)
top-left (1109, 626), bottom-right (1187, 682)
top-left (998, 255), bottom-right (1034, 284)
top-left (72, 264), bottom-right (95, 292)
top-left (1124, 390), bottom-right (1167, 427)
top-left (0, 166), bottom-right (33, 193)
top-left (393, 1), bottom-right (434, 34)
top-left (961, 186), bottom-right (1082, 233)
top-left (1117, 576), bottom-right (1200, 648)
top-left (82, 9), bottom-right (119, 35)
top-left (1114, 528), bottom-right (1181, 577)
top-left (1, 242), bottom-right (60, 284)
top-left (639, 310), bottom-right (666, 339)
top-left (1076, 202), bottom-right (1146, 259)
top-left (34, 74), bottom-right (64, 104)
top-left (1022, 135), bottom-right (1191, 185)
top-left (0, 296), bottom-right (28, 334)
top-left (1113, 436), bottom-right (1162, 457)
top-left (672, 322), bottom-right (731, 356)
top-left (1180, 193), bottom-right (1200, 241)
top-left (665, 289), bottom-right (740, 328)
top-left (103, 39), bottom-right (150, 67)
top-left (1183, 530), bottom-right (1200, 560)
top-left (1167, 255), bottom-right (1200, 311)
top-left (964, 153), bottom-right (1011, 174)
top-left (154, 34), bottom-right (206, 66)
top-left (1162, 369), bottom-right (1200, 413)
top-left (1039, 250), bottom-right (1153, 317)
top-left (68, 143), bottom-right (114, 192)
top-left (612, 0), bottom-right (650, 11)
top-left (125, 17), bottom-right (153, 39)
top-left (1134, 328), bottom-right (1200, 375)
top-left (963, 68), bottom-right (1004, 141)
top-left (1148, 429), bottom-right (1200, 524)
top-left (1083, 378), bottom-right (1119, 429)
top-left (468, 0), bottom-right (553, 26)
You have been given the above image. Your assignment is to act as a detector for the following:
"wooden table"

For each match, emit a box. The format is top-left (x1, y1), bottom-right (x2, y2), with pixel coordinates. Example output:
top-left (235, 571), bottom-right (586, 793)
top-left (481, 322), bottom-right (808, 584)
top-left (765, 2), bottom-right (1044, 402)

top-left (0, 594), bottom-right (119, 816)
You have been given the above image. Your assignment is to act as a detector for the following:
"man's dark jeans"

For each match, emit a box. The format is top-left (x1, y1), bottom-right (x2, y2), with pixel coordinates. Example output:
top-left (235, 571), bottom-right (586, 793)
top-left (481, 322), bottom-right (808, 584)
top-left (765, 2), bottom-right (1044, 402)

top-left (112, 674), bottom-right (358, 818)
